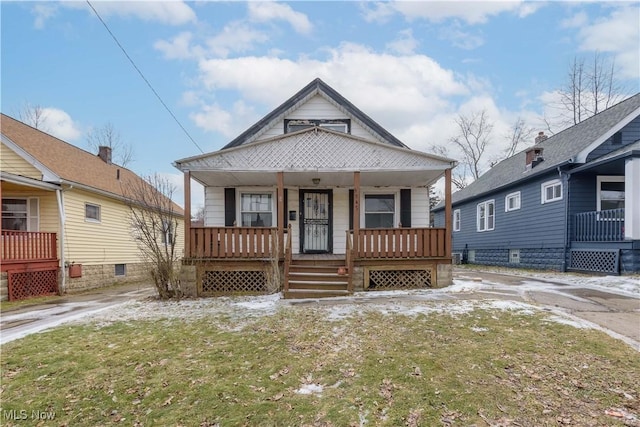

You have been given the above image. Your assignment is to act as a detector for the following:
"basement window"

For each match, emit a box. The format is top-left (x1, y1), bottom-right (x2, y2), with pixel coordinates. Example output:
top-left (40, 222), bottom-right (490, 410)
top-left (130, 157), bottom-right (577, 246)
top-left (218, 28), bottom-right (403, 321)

top-left (115, 264), bottom-right (126, 276)
top-left (509, 249), bottom-right (520, 264)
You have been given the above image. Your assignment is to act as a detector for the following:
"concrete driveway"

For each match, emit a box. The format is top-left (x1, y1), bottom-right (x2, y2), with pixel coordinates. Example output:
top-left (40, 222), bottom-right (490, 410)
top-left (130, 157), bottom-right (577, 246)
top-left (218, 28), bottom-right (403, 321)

top-left (0, 282), bottom-right (156, 345)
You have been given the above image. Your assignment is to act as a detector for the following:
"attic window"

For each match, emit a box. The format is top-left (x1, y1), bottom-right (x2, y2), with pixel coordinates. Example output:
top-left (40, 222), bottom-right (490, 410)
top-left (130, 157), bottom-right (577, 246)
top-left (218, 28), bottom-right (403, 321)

top-left (285, 119), bottom-right (350, 134)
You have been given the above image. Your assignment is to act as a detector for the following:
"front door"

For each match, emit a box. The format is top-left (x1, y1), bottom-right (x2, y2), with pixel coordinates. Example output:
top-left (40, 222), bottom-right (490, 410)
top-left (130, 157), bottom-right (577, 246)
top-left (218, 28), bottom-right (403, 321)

top-left (299, 190), bottom-right (332, 253)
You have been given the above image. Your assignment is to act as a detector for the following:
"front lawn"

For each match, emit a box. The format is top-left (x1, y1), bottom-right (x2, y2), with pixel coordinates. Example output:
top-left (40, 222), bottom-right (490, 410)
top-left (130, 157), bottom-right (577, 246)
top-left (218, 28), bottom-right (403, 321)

top-left (1, 299), bottom-right (638, 426)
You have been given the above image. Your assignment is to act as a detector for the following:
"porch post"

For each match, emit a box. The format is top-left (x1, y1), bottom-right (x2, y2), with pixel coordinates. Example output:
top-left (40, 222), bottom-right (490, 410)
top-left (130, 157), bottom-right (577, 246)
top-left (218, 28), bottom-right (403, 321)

top-left (353, 171), bottom-right (360, 255)
top-left (184, 171), bottom-right (191, 258)
top-left (625, 157), bottom-right (640, 239)
top-left (277, 171), bottom-right (285, 257)
top-left (445, 168), bottom-right (452, 258)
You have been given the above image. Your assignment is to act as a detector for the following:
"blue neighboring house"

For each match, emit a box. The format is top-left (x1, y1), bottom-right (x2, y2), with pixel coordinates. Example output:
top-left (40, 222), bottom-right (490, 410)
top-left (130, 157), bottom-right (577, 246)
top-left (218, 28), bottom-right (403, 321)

top-left (433, 93), bottom-right (640, 274)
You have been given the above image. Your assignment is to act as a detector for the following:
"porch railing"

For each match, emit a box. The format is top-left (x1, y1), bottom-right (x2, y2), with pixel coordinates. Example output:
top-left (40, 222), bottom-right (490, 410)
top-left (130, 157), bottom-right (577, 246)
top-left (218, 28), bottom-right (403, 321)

top-left (189, 227), bottom-right (277, 258)
top-left (1, 230), bottom-right (58, 263)
top-left (355, 227), bottom-right (446, 258)
top-left (574, 209), bottom-right (625, 242)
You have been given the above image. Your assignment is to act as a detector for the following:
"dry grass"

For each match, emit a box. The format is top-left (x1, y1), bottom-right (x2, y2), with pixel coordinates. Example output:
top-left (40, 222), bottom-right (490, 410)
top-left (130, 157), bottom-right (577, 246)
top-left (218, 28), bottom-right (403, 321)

top-left (1, 304), bottom-right (638, 426)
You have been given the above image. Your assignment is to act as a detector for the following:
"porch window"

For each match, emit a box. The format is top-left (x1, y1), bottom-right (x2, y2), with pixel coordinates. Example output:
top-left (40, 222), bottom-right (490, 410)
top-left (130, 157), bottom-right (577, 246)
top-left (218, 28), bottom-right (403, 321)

top-left (541, 179), bottom-right (562, 204)
top-left (597, 176), bottom-right (625, 211)
top-left (477, 200), bottom-right (495, 232)
top-left (1, 198), bottom-right (39, 231)
top-left (241, 193), bottom-right (272, 227)
top-left (453, 209), bottom-right (461, 232)
top-left (161, 219), bottom-right (175, 245)
top-left (85, 203), bottom-right (101, 222)
top-left (505, 192), bottom-right (521, 212)
top-left (364, 194), bottom-right (395, 228)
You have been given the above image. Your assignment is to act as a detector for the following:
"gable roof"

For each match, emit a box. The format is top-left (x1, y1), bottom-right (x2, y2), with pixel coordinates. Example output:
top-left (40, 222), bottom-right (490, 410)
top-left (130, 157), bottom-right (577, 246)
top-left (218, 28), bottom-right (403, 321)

top-left (1, 113), bottom-right (184, 216)
top-left (434, 93), bottom-right (640, 209)
top-left (222, 78), bottom-right (408, 149)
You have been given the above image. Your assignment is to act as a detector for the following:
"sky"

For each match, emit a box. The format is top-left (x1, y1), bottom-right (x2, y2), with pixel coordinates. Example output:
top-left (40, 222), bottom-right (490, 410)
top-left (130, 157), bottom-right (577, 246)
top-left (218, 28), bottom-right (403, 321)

top-left (2, 1), bottom-right (639, 209)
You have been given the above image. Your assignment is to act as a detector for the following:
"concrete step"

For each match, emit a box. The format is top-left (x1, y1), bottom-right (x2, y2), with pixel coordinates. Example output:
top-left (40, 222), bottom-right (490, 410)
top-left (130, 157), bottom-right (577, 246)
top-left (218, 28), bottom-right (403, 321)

top-left (283, 289), bottom-right (351, 299)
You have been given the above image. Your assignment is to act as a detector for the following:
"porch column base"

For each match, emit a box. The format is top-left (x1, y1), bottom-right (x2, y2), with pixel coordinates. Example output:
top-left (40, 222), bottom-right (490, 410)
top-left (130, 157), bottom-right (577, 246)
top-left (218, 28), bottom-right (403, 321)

top-left (435, 264), bottom-right (453, 288)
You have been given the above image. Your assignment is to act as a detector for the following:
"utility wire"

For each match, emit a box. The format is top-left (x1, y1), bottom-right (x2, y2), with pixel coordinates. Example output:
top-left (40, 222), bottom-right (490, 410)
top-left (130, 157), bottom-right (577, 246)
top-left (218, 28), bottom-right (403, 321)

top-left (86, 0), bottom-right (205, 154)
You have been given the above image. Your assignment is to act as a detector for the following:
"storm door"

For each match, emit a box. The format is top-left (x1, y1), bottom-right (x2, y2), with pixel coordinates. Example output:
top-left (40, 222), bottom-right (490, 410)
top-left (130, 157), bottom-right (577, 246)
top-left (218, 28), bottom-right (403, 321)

top-left (299, 190), bottom-right (332, 253)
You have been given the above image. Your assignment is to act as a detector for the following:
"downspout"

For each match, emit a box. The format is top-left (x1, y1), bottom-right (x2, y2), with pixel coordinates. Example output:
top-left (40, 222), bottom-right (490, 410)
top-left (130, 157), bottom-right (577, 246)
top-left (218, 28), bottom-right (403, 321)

top-left (56, 188), bottom-right (66, 293)
top-left (558, 166), bottom-right (570, 272)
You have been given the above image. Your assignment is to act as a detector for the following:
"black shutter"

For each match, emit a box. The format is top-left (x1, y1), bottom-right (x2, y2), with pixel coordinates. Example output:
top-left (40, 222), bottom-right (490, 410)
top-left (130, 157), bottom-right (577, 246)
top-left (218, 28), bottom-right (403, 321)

top-left (283, 188), bottom-right (288, 228)
top-left (400, 189), bottom-right (411, 228)
top-left (224, 188), bottom-right (236, 226)
top-left (349, 189), bottom-right (354, 230)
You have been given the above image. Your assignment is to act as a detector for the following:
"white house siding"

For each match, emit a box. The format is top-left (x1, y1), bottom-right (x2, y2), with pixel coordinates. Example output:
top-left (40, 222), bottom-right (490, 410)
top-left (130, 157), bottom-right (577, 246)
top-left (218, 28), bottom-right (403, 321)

top-left (332, 188), bottom-right (349, 254)
top-left (0, 142), bottom-right (42, 180)
top-left (411, 187), bottom-right (430, 227)
top-left (256, 95), bottom-right (377, 143)
top-left (204, 186), bottom-right (225, 226)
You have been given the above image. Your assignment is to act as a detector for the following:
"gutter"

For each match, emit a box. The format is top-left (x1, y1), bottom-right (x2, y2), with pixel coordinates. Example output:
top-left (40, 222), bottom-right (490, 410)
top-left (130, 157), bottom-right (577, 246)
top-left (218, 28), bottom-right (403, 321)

top-left (56, 188), bottom-right (66, 293)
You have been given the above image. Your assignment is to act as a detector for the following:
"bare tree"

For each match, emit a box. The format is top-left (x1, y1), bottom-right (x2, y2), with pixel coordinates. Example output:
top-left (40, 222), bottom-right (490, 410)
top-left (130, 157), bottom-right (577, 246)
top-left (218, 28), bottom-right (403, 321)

top-left (18, 103), bottom-right (49, 131)
top-left (124, 174), bottom-right (182, 299)
top-left (428, 144), bottom-right (469, 190)
top-left (503, 117), bottom-right (535, 159)
top-left (451, 110), bottom-right (494, 182)
top-left (87, 122), bottom-right (134, 167)
top-left (555, 52), bottom-right (627, 129)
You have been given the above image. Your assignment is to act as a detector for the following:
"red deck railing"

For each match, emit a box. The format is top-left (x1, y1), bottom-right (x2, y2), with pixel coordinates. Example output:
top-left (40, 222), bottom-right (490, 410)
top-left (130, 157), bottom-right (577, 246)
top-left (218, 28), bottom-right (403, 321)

top-left (355, 227), bottom-right (446, 258)
top-left (1, 230), bottom-right (58, 263)
top-left (189, 227), bottom-right (277, 258)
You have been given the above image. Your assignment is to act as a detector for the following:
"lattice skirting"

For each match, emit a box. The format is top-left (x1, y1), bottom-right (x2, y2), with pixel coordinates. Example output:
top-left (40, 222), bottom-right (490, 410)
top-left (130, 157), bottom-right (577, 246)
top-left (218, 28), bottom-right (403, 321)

top-left (8, 269), bottom-right (59, 301)
top-left (365, 267), bottom-right (433, 290)
top-left (569, 249), bottom-right (619, 274)
top-left (199, 268), bottom-right (268, 296)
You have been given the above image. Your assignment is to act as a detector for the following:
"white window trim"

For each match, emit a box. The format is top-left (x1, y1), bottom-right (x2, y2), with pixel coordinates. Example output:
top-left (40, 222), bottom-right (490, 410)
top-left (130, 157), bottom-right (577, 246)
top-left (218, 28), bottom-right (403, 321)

top-left (1, 197), bottom-right (39, 231)
top-left (453, 209), bottom-right (461, 232)
top-left (360, 189), bottom-right (400, 228)
top-left (505, 191), bottom-right (521, 212)
top-left (541, 179), bottom-right (563, 204)
top-left (85, 203), bottom-right (101, 223)
top-left (596, 175), bottom-right (625, 212)
top-left (237, 188), bottom-right (276, 227)
top-left (319, 123), bottom-right (348, 133)
top-left (476, 199), bottom-right (495, 232)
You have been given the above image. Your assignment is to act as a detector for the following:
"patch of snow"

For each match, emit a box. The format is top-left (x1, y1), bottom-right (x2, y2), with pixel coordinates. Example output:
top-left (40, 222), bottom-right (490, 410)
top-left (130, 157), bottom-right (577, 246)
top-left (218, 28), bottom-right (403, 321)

top-left (546, 315), bottom-right (589, 329)
top-left (296, 383), bottom-right (323, 395)
top-left (471, 326), bottom-right (488, 332)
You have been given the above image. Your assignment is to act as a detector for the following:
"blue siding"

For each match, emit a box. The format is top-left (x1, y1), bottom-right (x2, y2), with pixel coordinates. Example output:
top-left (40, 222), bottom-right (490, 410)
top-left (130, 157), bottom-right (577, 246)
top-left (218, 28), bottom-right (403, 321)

top-left (436, 171), bottom-right (568, 270)
top-left (586, 116), bottom-right (640, 162)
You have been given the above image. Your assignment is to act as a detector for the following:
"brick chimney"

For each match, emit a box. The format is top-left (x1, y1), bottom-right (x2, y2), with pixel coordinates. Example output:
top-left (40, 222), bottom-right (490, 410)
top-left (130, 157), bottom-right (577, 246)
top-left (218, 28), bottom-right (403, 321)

top-left (535, 131), bottom-right (548, 144)
top-left (98, 146), bottom-right (112, 164)
top-left (525, 147), bottom-right (544, 169)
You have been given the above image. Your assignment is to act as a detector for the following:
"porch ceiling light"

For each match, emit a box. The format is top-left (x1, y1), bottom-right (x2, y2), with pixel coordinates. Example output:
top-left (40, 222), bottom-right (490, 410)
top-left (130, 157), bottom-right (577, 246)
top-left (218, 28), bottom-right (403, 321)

top-left (312, 178), bottom-right (321, 185)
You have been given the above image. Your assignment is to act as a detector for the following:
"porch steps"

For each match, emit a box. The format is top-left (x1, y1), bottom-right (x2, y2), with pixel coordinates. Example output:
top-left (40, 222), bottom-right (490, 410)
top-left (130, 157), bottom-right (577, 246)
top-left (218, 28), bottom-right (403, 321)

top-left (284, 259), bottom-right (350, 299)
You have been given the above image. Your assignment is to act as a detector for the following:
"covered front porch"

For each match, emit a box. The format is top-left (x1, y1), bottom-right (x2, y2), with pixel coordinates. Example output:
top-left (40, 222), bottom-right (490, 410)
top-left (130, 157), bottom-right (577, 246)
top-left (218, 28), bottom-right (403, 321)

top-left (175, 128), bottom-right (455, 297)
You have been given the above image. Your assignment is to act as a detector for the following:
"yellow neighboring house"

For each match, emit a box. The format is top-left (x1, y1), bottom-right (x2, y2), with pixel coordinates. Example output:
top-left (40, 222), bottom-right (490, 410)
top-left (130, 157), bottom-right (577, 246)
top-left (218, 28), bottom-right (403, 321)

top-left (0, 113), bottom-right (184, 301)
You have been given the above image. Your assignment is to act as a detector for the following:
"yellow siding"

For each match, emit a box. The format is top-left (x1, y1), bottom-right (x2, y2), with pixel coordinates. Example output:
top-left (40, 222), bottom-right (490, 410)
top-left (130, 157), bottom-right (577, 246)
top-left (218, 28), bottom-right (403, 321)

top-left (0, 142), bottom-right (42, 179)
top-left (62, 189), bottom-right (185, 266)
top-left (0, 188), bottom-right (59, 233)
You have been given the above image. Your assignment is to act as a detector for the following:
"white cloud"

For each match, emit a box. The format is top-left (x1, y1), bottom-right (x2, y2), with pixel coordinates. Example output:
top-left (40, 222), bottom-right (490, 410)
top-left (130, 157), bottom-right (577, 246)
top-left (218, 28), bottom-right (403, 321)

top-left (31, 4), bottom-right (57, 29)
top-left (560, 11), bottom-right (588, 29)
top-left (205, 22), bottom-right (269, 58)
top-left (34, 108), bottom-right (83, 142)
top-left (439, 23), bottom-right (485, 50)
top-left (88, 1), bottom-right (196, 26)
top-left (190, 100), bottom-right (257, 138)
top-left (154, 32), bottom-right (204, 60)
top-left (575, 4), bottom-right (640, 79)
top-left (386, 29), bottom-right (419, 55)
top-left (248, 1), bottom-right (312, 34)
top-left (362, 1), bottom-right (536, 25)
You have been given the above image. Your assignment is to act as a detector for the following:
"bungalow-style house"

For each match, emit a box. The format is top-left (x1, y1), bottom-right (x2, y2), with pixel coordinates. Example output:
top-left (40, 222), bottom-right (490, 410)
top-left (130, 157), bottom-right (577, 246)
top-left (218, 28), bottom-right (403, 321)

top-left (433, 93), bottom-right (640, 275)
top-left (174, 78), bottom-right (456, 298)
top-left (1, 113), bottom-right (185, 300)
